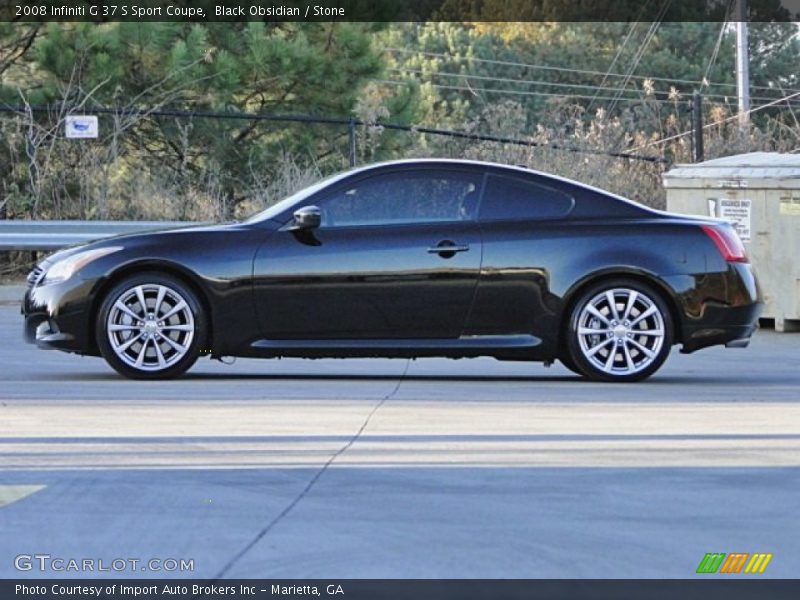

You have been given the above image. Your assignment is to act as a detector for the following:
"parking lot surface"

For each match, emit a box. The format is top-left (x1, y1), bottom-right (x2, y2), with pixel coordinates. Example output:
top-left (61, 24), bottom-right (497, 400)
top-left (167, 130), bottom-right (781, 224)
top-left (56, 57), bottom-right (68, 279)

top-left (1, 303), bottom-right (798, 578)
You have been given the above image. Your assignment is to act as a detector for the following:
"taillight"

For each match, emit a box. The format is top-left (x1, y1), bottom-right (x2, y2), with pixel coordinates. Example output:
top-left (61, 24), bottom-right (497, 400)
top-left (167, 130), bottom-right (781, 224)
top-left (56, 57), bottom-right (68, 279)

top-left (701, 224), bottom-right (748, 263)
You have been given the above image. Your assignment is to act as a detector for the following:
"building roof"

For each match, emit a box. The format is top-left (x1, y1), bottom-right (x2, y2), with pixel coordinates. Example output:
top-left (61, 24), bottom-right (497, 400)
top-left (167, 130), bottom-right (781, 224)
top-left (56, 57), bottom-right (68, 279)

top-left (664, 152), bottom-right (800, 181)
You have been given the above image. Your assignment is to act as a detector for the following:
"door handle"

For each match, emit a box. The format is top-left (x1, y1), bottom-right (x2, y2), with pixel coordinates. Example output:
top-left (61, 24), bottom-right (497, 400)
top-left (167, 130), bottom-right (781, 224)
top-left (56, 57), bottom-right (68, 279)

top-left (427, 240), bottom-right (470, 258)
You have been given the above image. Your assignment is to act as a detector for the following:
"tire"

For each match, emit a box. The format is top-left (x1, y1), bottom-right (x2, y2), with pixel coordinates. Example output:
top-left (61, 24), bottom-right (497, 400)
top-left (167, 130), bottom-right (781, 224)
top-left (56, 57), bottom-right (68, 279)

top-left (566, 279), bottom-right (673, 382)
top-left (559, 354), bottom-right (583, 376)
top-left (96, 272), bottom-right (207, 380)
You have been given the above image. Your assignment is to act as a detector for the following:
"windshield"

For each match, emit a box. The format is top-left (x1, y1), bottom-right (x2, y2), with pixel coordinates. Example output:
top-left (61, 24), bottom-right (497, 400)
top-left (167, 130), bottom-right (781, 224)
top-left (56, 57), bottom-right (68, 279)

top-left (243, 170), bottom-right (348, 224)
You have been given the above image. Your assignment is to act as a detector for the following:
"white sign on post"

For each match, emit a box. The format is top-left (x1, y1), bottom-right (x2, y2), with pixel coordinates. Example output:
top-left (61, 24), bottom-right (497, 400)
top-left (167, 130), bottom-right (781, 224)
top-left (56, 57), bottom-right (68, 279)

top-left (717, 198), bottom-right (752, 242)
top-left (65, 115), bottom-right (99, 139)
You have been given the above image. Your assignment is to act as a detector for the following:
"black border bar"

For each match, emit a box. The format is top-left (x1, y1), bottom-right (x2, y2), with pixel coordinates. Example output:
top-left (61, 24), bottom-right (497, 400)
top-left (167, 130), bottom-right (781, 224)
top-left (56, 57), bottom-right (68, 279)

top-left (4, 579), bottom-right (800, 600)
top-left (4, 0), bottom-right (800, 23)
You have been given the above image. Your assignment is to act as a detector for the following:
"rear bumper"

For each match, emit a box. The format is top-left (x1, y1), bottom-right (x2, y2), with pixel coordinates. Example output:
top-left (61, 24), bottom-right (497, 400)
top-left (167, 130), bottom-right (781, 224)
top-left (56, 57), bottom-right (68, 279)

top-left (670, 262), bottom-right (763, 354)
top-left (680, 313), bottom-right (761, 353)
top-left (725, 336), bottom-right (752, 349)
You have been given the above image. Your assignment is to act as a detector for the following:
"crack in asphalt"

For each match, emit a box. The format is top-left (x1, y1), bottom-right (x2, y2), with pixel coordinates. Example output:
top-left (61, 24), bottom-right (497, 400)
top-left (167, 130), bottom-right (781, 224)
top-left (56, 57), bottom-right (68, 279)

top-left (212, 359), bottom-right (411, 580)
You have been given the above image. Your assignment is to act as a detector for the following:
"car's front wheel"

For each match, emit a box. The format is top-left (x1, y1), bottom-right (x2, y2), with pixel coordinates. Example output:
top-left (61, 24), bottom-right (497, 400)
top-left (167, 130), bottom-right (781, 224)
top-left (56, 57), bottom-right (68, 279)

top-left (566, 279), bottom-right (673, 382)
top-left (96, 272), bottom-right (207, 379)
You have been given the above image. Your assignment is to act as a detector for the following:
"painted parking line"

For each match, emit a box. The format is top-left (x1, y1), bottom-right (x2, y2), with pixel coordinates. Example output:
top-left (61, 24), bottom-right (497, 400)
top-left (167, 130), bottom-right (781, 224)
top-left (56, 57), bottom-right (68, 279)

top-left (0, 485), bottom-right (46, 508)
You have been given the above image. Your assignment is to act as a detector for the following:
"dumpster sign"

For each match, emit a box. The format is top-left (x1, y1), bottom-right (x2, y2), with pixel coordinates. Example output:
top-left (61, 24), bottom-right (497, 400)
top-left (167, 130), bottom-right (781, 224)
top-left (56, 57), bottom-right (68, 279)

top-left (780, 194), bottom-right (800, 216)
top-left (709, 198), bottom-right (752, 242)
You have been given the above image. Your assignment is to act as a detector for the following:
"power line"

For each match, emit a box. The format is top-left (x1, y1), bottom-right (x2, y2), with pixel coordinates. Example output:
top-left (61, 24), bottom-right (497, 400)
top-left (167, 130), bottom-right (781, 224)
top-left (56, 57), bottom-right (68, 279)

top-left (629, 90), bottom-right (800, 151)
top-left (587, 16), bottom-right (645, 112)
top-left (384, 47), bottom-right (800, 95)
top-left (376, 78), bottom-right (683, 105)
top-left (388, 68), bottom-right (658, 97)
top-left (377, 77), bottom-right (800, 112)
top-left (701, 1), bottom-right (732, 88)
top-left (387, 66), bottom-right (800, 105)
top-left (607, 6), bottom-right (668, 115)
top-left (775, 81), bottom-right (800, 131)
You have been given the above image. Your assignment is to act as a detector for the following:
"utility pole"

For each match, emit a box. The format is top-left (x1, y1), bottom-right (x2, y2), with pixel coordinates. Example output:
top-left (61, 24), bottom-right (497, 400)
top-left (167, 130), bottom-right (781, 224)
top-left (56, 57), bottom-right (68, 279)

top-left (348, 118), bottom-right (357, 167)
top-left (735, 0), bottom-right (750, 133)
top-left (692, 92), bottom-right (704, 163)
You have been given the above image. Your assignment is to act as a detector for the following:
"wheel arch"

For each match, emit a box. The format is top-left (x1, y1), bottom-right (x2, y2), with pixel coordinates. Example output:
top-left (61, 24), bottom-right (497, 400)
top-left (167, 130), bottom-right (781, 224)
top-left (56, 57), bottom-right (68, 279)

top-left (558, 269), bottom-right (684, 357)
top-left (88, 260), bottom-right (214, 355)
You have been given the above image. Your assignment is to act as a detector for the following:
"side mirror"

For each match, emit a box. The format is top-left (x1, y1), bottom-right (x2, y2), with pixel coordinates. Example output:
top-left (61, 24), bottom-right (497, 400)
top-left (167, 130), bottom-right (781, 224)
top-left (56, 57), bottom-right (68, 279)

top-left (289, 205), bottom-right (321, 231)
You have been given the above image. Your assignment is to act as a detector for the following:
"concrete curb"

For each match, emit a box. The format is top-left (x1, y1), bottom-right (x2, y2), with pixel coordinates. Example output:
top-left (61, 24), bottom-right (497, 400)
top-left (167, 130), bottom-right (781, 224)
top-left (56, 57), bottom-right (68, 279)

top-left (0, 285), bottom-right (25, 305)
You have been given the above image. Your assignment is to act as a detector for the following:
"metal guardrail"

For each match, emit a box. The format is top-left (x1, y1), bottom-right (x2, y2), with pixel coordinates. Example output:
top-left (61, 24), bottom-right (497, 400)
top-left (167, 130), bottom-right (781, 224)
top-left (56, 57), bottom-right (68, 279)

top-left (0, 220), bottom-right (201, 251)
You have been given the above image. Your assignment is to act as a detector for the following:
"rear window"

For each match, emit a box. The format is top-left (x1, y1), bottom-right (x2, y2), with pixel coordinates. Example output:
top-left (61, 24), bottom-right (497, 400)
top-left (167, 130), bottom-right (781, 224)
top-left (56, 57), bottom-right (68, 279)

top-left (479, 174), bottom-right (574, 221)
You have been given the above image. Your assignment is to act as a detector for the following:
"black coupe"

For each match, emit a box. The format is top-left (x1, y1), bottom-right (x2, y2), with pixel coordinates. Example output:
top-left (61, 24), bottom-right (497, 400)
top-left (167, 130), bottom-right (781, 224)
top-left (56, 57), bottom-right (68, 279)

top-left (23, 159), bottom-right (762, 381)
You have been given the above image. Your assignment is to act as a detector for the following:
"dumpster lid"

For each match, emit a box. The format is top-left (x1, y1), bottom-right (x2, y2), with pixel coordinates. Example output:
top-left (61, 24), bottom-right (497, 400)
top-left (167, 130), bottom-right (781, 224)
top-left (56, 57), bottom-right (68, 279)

top-left (664, 152), bottom-right (800, 180)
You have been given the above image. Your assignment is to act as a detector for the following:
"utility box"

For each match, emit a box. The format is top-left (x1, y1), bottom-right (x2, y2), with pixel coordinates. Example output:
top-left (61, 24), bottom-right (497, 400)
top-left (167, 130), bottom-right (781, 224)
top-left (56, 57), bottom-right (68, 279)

top-left (663, 152), bottom-right (800, 332)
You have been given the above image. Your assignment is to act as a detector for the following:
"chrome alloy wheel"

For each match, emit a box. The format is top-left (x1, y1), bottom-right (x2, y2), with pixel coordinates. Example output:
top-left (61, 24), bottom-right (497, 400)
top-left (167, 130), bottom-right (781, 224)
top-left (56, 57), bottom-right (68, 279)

top-left (576, 288), bottom-right (665, 376)
top-left (106, 284), bottom-right (195, 372)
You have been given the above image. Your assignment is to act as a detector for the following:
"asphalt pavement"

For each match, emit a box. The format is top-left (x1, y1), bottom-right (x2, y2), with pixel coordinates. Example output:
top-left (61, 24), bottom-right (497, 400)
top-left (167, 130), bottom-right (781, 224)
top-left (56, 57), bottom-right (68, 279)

top-left (0, 299), bottom-right (798, 579)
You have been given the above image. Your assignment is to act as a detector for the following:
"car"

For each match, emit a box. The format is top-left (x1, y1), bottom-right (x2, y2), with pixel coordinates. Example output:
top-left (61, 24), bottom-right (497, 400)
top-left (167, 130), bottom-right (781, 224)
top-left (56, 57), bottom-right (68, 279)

top-left (22, 159), bottom-right (762, 382)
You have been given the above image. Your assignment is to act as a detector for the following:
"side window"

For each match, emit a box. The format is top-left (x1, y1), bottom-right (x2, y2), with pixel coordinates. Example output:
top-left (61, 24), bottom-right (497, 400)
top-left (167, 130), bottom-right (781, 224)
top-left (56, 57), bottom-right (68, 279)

top-left (317, 170), bottom-right (483, 227)
top-left (479, 174), bottom-right (574, 221)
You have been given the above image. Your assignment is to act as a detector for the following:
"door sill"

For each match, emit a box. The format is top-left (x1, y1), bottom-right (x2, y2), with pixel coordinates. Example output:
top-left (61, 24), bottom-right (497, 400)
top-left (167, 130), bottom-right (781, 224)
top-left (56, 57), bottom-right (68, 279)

top-left (250, 334), bottom-right (540, 350)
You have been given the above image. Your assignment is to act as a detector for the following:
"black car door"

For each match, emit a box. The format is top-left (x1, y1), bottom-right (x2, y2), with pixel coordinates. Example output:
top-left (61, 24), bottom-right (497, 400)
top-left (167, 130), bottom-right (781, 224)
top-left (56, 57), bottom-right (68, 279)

top-left (465, 172), bottom-right (576, 337)
top-left (252, 166), bottom-right (485, 340)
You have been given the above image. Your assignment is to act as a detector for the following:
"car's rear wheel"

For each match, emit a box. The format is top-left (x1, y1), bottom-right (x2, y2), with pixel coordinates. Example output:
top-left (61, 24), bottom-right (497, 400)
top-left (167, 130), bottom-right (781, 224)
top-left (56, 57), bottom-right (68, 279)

top-left (96, 273), bottom-right (206, 380)
top-left (566, 279), bottom-right (673, 382)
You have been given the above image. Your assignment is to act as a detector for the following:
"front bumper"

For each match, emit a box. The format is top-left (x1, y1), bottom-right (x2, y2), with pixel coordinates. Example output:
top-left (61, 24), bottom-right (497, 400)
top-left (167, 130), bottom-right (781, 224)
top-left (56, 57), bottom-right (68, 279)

top-left (22, 277), bottom-right (98, 355)
top-left (23, 312), bottom-right (76, 350)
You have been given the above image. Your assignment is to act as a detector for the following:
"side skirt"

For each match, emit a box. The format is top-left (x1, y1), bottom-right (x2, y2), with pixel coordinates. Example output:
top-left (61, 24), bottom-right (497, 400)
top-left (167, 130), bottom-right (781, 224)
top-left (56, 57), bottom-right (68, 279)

top-left (245, 334), bottom-right (542, 360)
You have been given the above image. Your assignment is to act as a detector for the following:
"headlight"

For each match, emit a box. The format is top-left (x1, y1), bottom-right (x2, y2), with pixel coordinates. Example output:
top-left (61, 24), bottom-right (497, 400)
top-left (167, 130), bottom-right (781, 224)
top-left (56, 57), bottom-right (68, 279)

top-left (41, 247), bottom-right (123, 285)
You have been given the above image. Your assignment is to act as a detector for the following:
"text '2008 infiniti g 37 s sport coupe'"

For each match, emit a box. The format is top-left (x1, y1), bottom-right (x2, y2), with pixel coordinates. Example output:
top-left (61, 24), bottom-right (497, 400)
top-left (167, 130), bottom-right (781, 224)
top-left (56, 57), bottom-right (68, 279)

top-left (23, 159), bottom-right (762, 382)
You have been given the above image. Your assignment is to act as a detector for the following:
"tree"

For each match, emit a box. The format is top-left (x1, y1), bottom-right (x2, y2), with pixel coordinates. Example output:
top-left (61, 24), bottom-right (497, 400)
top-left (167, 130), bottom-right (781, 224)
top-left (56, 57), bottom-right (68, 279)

top-left (1, 21), bottom-right (385, 218)
top-left (380, 20), bottom-right (800, 135)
